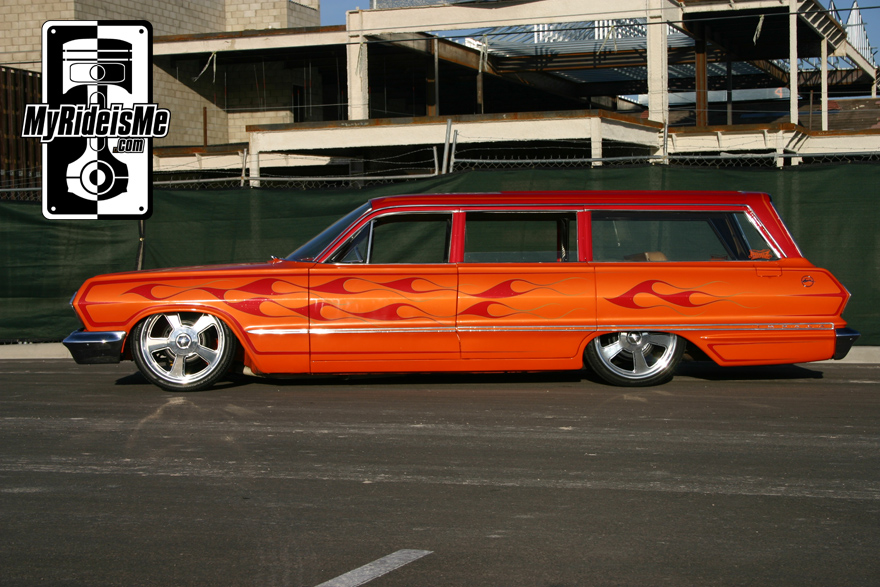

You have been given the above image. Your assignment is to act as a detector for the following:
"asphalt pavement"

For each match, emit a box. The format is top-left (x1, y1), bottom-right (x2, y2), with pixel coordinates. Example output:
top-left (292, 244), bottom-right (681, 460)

top-left (1, 359), bottom-right (879, 586)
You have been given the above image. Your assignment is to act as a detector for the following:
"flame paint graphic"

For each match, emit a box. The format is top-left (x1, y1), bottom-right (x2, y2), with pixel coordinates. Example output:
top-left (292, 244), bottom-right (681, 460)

top-left (125, 278), bottom-right (309, 318)
top-left (124, 276), bottom-right (588, 323)
top-left (125, 278), bottom-right (306, 302)
top-left (465, 278), bottom-right (585, 299)
top-left (283, 301), bottom-right (448, 323)
top-left (458, 300), bottom-right (519, 319)
top-left (125, 277), bottom-right (451, 322)
top-left (607, 280), bottom-right (738, 311)
top-left (311, 276), bottom-right (454, 296)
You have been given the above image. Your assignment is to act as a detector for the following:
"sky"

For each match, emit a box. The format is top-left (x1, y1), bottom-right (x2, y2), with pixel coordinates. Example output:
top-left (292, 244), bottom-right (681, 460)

top-left (318, 0), bottom-right (880, 62)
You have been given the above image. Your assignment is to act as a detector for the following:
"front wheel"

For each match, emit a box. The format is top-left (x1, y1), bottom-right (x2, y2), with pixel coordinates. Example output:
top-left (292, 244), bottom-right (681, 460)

top-left (131, 312), bottom-right (236, 392)
top-left (585, 331), bottom-right (684, 387)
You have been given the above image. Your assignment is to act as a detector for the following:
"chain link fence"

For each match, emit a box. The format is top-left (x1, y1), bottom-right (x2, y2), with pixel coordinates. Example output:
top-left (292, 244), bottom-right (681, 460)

top-left (3, 143), bottom-right (880, 197)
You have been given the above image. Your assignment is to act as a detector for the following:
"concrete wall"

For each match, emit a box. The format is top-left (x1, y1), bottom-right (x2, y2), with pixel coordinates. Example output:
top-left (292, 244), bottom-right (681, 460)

top-left (0, 0), bottom-right (321, 70)
top-left (154, 65), bottom-right (228, 147)
top-left (0, 0), bottom-right (320, 145)
top-left (75, 0), bottom-right (226, 35)
top-left (226, 0), bottom-right (319, 31)
top-left (228, 110), bottom-right (292, 143)
top-left (223, 60), bottom-right (324, 142)
top-left (0, 0), bottom-right (75, 72)
top-left (287, 0), bottom-right (320, 28)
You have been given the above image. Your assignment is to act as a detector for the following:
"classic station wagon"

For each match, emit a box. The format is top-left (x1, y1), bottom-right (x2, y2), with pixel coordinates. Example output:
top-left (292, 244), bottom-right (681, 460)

top-left (64, 191), bottom-right (859, 390)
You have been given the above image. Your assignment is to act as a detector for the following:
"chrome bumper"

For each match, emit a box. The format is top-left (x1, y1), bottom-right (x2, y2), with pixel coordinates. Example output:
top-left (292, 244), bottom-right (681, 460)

top-left (833, 327), bottom-right (860, 360)
top-left (63, 329), bottom-right (126, 364)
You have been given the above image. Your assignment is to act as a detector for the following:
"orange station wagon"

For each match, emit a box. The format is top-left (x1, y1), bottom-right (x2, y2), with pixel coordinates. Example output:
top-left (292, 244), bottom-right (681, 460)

top-left (64, 191), bottom-right (859, 391)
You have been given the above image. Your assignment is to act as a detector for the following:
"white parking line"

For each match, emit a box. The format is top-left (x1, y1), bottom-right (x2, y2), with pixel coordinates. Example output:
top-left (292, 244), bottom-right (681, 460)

top-left (315, 549), bottom-right (433, 587)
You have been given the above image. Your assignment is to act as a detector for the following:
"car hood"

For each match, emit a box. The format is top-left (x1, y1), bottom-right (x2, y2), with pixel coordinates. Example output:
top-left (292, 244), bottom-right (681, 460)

top-left (96, 259), bottom-right (316, 279)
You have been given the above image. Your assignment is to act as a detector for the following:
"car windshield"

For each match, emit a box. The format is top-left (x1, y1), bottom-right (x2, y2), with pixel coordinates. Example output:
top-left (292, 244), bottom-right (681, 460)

top-left (285, 202), bottom-right (371, 262)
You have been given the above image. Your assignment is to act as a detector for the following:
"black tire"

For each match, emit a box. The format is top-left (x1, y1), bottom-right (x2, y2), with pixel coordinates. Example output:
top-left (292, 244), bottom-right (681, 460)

top-left (585, 331), bottom-right (684, 387)
top-left (131, 312), bottom-right (236, 392)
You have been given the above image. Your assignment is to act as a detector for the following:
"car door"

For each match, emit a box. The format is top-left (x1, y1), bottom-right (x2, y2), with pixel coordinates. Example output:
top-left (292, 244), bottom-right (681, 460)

top-left (457, 210), bottom-right (596, 360)
top-left (308, 211), bottom-right (459, 371)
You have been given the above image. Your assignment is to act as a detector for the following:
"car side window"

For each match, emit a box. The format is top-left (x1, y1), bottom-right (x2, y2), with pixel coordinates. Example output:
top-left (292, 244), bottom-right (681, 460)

top-left (330, 213), bottom-right (452, 264)
top-left (463, 211), bottom-right (578, 263)
top-left (591, 211), bottom-right (776, 262)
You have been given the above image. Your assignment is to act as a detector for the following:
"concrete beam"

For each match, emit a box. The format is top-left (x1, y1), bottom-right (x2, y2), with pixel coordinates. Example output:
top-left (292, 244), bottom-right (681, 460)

top-left (786, 129), bottom-right (880, 153)
top-left (350, 0), bottom-right (682, 35)
top-left (667, 124), bottom-right (796, 153)
top-left (155, 27), bottom-right (348, 56)
top-left (153, 152), bottom-right (345, 172)
top-left (680, 0), bottom-right (793, 13)
top-left (247, 111), bottom-right (662, 155)
top-left (664, 123), bottom-right (880, 156)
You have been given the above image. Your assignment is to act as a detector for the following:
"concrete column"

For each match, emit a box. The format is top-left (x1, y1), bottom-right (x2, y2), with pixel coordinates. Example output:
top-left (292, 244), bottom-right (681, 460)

top-left (775, 130), bottom-right (784, 168)
top-left (346, 11), bottom-right (370, 121)
top-left (821, 37), bottom-right (828, 131)
top-left (590, 116), bottom-right (603, 166)
top-left (646, 0), bottom-right (669, 124)
top-left (789, 0), bottom-right (799, 126)
top-left (248, 150), bottom-right (261, 188)
top-left (427, 38), bottom-right (439, 117)
top-left (726, 54), bottom-right (733, 125)
top-left (695, 37), bottom-right (709, 127)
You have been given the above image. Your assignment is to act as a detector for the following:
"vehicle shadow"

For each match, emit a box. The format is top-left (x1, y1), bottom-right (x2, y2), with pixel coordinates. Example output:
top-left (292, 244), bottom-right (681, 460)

top-left (227, 369), bottom-right (588, 388)
top-left (676, 361), bottom-right (824, 381)
top-left (113, 361), bottom-right (825, 391)
top-left (114, 370), bottom-right (253, 391)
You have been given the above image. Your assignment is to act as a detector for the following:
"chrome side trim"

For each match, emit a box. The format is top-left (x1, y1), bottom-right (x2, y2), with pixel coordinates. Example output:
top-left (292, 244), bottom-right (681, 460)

top-left (311, 327), bottom-right (458, 335)
top-left (63, 329), bottom-right (127, 364)
top-left (246, 323), bottom-right (834, 335)
top-left (457, 325), bottom-right (592, 332)
top-left (599, 323), bottom-right (835, 332)
top-left (246, 328), bottom-right (310, 335)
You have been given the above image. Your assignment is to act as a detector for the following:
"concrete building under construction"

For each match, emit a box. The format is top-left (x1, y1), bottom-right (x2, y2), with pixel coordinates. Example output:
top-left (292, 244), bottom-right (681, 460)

top-left (2, 0), bottom-right (879, 187)
top-left (143, 0), bottom-right (880, 182)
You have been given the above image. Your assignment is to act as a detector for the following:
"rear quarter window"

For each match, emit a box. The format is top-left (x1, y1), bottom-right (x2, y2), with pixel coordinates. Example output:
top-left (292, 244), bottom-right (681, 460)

top-left (591, 211), bottom-right (778, 262)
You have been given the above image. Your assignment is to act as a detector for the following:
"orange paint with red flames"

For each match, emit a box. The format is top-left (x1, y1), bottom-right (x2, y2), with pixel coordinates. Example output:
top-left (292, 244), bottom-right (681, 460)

top-left (64, 191), bottom-right (858, 390)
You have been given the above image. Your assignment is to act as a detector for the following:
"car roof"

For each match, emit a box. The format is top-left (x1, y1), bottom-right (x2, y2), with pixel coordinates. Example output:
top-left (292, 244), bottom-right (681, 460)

top-left (368, 190), bottom-right (766, 209)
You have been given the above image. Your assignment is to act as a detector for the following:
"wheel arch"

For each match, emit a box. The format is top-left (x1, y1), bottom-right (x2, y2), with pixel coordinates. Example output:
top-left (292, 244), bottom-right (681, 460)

top-left (121, 304), bottom-right (251, 362)
top-left (579, 330), bottom-right (703, 362)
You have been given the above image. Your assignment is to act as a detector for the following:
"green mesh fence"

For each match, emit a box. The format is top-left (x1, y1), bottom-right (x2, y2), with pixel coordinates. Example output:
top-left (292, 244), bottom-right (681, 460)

top-left (1, 164), bottom-right (876, 343)
top-left (0, 202), bottom-right (139, 341)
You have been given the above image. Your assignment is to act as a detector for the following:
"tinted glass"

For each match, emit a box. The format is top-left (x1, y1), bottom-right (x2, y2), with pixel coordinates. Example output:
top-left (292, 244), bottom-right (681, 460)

top-left (591, 211), bottom-right (769, 262)
top-left (371, 214), bottom-right (451, 264)
top-left (331, 213), bottom-right (451, 264)
top-left (464, 212), bottom-right (578, 263)
top-left (287, 202), bottom-right (371, 261)
top-left (734, 212), bottom-right (779, 260)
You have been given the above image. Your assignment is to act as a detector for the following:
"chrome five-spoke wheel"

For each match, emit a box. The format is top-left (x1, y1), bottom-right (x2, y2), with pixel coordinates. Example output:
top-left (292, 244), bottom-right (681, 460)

top-left (585, 331), bottom-right (684, 387)
top-left (131, 312), bottom-right (236, 391)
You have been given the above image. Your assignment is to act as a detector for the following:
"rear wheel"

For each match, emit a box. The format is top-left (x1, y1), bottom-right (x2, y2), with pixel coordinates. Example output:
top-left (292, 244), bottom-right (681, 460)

top-left (131, 312), bottom-right (235, 392)
top-left (585, 331), bottom-right (684, 387)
